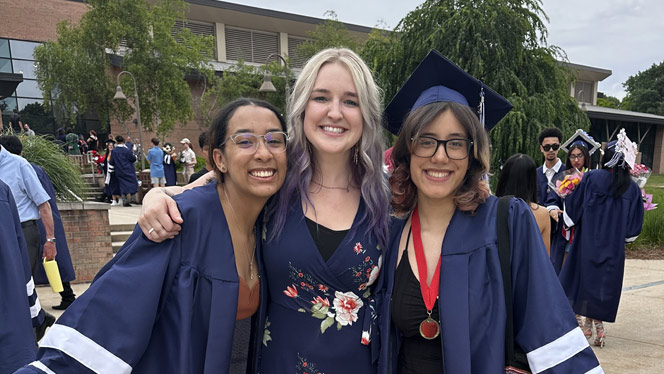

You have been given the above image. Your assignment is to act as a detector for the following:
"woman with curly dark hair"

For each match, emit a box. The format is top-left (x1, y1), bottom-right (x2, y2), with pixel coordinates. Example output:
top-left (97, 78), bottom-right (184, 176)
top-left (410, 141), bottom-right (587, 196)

top-left (378, 51), bottom-right (601, 373)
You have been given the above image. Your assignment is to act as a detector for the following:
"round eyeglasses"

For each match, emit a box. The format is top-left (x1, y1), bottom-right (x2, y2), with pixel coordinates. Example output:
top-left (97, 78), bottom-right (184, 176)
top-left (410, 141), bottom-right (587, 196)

top-left (411, 136), bottom-right (473, 160)
top-left (568, 154), bottom-right (584, 161)
top-left (221, 131), bottom-right (289, 153)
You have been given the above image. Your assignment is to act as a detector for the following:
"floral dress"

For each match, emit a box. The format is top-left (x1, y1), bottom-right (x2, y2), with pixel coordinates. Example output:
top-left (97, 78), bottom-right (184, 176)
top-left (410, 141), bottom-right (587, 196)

top-left (259, 200), bottom-right (381, 373)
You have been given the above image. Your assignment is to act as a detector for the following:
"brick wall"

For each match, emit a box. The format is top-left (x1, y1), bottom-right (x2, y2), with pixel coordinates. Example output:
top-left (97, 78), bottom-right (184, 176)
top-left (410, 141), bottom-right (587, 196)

top-left (57, 201), bottom-right (112, 283)
top-left (0, 0), bottom-right (87, 42)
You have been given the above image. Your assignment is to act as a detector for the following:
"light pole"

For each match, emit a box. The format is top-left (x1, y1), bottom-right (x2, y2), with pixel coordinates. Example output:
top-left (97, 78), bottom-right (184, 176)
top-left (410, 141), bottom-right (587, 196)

top-left (259, 53), bottom-right (290, 99)
top-left (113, 71), bottom-right (145, 172)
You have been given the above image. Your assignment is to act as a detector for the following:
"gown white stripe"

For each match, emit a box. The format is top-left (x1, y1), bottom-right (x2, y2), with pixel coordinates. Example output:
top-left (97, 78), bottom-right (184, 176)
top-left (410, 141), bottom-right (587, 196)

top-left (30, 297), bottom-right (42, 318)
top-left (625, 235), bottom-right (638, 243)
top-left (40, 324), bottom-right (132, 374)
top-left (27, 277), bottom-right (35, 296)
top-left (563, 208), bottom-right (575, 228)
top-left (526, 327), bottom-right (590, 373)
top-left (585, 365), bottom-right (605, 374)
top-left (30, 361), bottom-right (57, 374)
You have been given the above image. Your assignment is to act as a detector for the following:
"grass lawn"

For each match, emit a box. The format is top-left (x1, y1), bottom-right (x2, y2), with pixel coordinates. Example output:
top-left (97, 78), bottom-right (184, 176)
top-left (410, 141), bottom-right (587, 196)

top-left (628, 173), bottom-right (664, 253)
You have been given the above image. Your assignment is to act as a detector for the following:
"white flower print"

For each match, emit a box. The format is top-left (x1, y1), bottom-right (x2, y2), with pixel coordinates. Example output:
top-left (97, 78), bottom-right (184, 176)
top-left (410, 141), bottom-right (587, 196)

top-left (332, 291), bottom-right (364, 326)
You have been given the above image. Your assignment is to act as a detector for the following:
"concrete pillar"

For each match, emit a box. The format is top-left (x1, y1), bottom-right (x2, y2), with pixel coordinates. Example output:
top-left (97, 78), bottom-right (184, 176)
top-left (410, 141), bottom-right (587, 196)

top-left (653, 126), bottom-right (664, 174)
top-left (215, 23), bottom-right (226, 62)
top-left (279, 32), bottom-right (288, 58)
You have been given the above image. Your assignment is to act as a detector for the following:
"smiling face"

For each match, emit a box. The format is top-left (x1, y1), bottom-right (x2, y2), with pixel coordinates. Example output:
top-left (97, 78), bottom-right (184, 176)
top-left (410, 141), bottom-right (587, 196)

top-left (409, 109), bottom-right (470, 205)
top-left (568, 147), bottom-right (586, 170)
top-left (213, 105), bottom-right (287, 201)
top-left (303, 61), bottom-right (363, 161)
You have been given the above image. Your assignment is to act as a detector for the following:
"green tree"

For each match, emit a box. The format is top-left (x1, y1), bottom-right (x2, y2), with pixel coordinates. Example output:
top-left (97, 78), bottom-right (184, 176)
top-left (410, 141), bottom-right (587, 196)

top-left (597, 94), bottom-right (621, 109)
top-left (34, 0), bottom-right (215, 135)
top-left (362, 0), bottom-right (588, 167)
top-left (622, 61), bottom-right (664, 115)
top-left (297, 11), bottom-right (363, 60)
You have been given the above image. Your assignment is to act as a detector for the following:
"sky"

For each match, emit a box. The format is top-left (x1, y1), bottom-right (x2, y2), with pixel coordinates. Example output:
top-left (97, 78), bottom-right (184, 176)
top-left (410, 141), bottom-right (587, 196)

top-left (218, 0), bottom-right (664, 100)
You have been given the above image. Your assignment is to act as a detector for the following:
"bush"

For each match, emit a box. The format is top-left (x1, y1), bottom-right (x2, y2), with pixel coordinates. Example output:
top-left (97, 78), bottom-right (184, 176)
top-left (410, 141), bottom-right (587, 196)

top-left (630, 174), bottom-right (664, 248)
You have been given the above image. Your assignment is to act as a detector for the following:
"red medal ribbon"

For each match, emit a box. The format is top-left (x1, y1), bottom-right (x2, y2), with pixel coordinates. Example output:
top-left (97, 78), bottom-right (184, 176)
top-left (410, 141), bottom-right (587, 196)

top-left (412, 206), bottom-right (442, 313)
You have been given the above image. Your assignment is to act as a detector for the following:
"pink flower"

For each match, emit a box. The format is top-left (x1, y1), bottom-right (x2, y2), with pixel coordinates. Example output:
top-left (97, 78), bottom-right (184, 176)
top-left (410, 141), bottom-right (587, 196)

top-left (311, 296), bottom-right (330, 306)
top-left (365, 256), bottom-right (370, 262)
top-left (333, 291), bottom-right (363, 326)
top-left (361, 330), bottom-right (371, 345)
top-left (366, 255), bottom-right (382, 286)
top-left (318, 284), bottom-right (328, 292)
top-left (358, 283), bottom-right (367, 291)
top-left (283, 284), bottom-right (298, 298)
top-left (353, 242), bottom-right (363, 254)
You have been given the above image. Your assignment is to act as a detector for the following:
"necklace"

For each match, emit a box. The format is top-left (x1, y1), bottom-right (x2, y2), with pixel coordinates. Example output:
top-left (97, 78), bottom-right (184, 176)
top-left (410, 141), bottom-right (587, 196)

top-left (411, 205), bottom-right (442, 340)
top-left (223, 186), bottom-right (256, 280)
top-left (310, 176), bottom-right (356, 192)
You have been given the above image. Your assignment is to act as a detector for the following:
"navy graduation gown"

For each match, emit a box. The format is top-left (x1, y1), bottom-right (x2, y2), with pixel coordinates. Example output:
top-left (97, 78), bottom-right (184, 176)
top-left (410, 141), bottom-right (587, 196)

top-left (0, 180), bottom-right (38, 373)
top-left (109, 145), bottom-right (137, 195)
top-left (19, 182), bottom-right (249, 373)
top-left (256, 198), bottom-right (381, 373)
top-left (163, 152), bottom-right (178, 186)
top-left (536, 165), bottom-right (567, 274)
top-left (31, 163), bottom-right (76, 284)
top-left (559, 170), bottom-right (644, 322)
top-left (379, 196), bottom-right (602, 374)
top-left (536, 165), bottom-right (566, 207)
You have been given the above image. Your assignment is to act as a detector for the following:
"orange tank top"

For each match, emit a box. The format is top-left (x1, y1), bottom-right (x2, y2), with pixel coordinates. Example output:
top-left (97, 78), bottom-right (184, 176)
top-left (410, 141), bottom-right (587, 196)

top-left (236, 276), bottom-right (259, 320)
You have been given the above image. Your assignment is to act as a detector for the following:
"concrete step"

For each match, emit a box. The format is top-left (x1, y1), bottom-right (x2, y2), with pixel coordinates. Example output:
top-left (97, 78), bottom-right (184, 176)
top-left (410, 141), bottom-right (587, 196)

top-left (111, 231), bottom-right (133, 242)
top-left (110, 223), bottom-right (136, 232)
top-left (112, 241), bottom-right (124, 253)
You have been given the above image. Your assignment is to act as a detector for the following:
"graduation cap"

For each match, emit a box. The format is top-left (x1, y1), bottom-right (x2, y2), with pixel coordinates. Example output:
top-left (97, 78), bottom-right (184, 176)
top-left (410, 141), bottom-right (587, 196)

top-left (384, 50), bottom-right (513, 134)
top-left (605, 128), bottom-right (637, 169)
top-left (561, 129), bottom-right (601, 155)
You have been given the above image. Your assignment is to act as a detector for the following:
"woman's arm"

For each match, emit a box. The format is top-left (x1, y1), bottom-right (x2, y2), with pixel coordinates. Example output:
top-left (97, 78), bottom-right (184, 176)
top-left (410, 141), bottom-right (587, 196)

top-left (137, 171), bottom-right (216, 242)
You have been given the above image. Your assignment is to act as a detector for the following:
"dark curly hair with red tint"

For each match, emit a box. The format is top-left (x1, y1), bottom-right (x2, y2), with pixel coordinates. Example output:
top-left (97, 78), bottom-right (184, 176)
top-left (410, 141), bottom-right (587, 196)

top-left (389, 102), bottom-right (491, 217)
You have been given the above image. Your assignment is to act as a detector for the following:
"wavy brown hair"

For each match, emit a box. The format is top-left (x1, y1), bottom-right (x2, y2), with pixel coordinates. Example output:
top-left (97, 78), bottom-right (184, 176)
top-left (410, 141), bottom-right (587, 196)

top-left (389, 102), bottom-right (491, 217)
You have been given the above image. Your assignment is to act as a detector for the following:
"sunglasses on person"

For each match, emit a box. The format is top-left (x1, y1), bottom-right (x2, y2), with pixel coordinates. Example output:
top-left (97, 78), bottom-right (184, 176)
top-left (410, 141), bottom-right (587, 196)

top-left (542, 143), bottom-right (560, 152)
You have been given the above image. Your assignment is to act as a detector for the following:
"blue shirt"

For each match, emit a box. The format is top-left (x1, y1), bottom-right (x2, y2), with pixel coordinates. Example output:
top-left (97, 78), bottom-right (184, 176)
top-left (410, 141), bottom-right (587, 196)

top-left (0, 146), bottom-right (50, 222)
top-left (146, 147), bottom-right (165, 178)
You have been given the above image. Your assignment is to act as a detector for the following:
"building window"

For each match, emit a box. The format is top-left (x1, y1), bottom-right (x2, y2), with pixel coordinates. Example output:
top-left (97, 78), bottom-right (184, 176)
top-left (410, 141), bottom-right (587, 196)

top-left (287, 36), bottom-right (310, 69)
top-left (225, 26), bottom-right (279, 64)
top-left (171, 20), bottom-right (216, 57)
top-left (0, 38), bottom-right (44, 114)
top-left (9, 40), bottom-right (40, 60)
top-left (574, 80), bottom-right (594, 103)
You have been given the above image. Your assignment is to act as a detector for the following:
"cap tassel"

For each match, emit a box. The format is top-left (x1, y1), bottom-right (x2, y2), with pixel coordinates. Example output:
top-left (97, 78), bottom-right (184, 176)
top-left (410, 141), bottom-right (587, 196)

top-left (479, 88), bottom-right (486, 127)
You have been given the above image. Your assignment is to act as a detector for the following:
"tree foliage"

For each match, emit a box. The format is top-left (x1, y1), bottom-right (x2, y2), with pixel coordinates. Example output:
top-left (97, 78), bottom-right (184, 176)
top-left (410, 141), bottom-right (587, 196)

top-left (361, 0), bottom-right (589, 168)
top-left (597, 94), bottom-right (621, 109)
top-left (297, 11), bottom-right (363, 60)
top-left (34, 0), bottom-right (215, 135)
top-left (622, 61), bottom-right (664, 116)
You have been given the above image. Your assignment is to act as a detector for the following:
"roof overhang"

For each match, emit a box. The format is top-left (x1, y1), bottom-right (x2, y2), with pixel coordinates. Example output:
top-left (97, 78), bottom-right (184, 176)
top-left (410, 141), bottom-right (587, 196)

top-left (559, 61), bottom-right (612, 82)
top-left (580, 103), bottom-right (664, 125)
top-left (0, 72), bottom-right (23, 100)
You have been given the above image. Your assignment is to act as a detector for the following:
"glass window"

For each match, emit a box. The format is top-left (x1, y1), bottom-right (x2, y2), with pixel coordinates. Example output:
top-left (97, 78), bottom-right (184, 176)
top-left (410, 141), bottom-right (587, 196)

top-left (1, 97), bottom-right (18, 114)
top-left (0, 39), bottom-right (9, 58)
top-left (15, 79), bottom-right (42, 99)
top-left (18, 98), bottom-right (44, 111)
top-left (0, 58), bottom-right (12, 73)
top-left (9, 40), bottom-right (40, 60)
top-left (12, 59), bottom-right (36, 79)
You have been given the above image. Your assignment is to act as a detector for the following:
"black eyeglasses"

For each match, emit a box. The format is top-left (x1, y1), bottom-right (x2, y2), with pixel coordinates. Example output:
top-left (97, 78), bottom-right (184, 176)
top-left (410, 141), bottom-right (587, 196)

top-left (411, 136), bottom-right (473, 160)
top-left (542, 143), bottom-right (560, 152)
top-left (568, 154), bottom-right (584, 161)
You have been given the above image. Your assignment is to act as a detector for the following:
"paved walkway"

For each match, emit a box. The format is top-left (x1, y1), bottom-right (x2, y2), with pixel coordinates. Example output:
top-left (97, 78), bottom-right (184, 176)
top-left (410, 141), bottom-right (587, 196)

top-left (35, 205), bottom-right (664, 372)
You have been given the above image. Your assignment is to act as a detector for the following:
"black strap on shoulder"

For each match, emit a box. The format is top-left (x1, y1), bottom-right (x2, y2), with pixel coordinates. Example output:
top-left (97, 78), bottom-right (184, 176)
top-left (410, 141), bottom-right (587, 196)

top-left (497, 195), bottom-right (515, 364)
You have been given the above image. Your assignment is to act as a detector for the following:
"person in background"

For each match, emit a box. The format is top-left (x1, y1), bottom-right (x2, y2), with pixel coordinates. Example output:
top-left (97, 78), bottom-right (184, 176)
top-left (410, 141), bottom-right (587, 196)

top-left (86, 130), bottom-right (99, 152)
top-left (559, 129), bottom-right (644, 347)
top-left (64, 131), bottom-right (80, 155)
top-left (179, 137), bottom-right (197, 183)
top-left (10, 108), bottom-right (24, 133)
top-left (188, 131), bottom-right (211, 183)
top-left (496, 153), bottom-right (551, 254)
top-left (0, 135), bottom-right (77, 311)
top-left (162, 142), bottom-right (178, 186)
top-left (24, 124), bottom-right (36, 136)
top-left (0, 179), bottom-right (38, 373)
top-left (78, 134), bottom-right (88, 154)
top-left (99, 139), bottom-right (121, 205)
top-left (0, 138), bottom-right (57, 342)
top-left (536, 127), bottom-right (566, 208)
top-left (17, 98), bottom-right (288, 374)
top-left (380, 50), bottom-right (600, 373)
top-left (146, 137), bottom-right (166, 188)
top-left (110, 136), bottom-right (137, 207)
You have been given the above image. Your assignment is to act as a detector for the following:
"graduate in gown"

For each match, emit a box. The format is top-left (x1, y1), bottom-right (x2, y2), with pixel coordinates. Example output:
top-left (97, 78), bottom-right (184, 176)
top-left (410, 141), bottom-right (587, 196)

top-left (137, 48), bottom-right (391, 374)
top-left (17, 98), bottom-right (288, 374)
top-left (109, 136), bottom-right (137, 205)
top-left (31, 163), bottom-right (77, 309)
top-left (0, 179), bottom-right (38, 373)
top-left (379, 51), bottom-right (602, 373)
top-left (559, 129), bottom-right (644, 347)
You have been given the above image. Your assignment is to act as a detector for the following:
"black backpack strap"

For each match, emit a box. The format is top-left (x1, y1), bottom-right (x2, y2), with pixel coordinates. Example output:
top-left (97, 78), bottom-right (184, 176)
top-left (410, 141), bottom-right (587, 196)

top-left (497, 195), bottom-right (515, 364)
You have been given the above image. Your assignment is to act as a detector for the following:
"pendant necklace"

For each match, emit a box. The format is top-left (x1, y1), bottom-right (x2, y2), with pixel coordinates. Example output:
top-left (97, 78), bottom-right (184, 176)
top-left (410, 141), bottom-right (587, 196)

top-left (223, 186), bottom-right (256, 279)
top-left (411, 205), bottom-right (442, 340)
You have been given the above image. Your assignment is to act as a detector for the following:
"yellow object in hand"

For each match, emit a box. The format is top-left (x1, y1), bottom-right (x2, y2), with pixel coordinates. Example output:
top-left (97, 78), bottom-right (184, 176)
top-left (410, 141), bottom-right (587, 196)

top-left (43, 258), bottom-right (64, 293)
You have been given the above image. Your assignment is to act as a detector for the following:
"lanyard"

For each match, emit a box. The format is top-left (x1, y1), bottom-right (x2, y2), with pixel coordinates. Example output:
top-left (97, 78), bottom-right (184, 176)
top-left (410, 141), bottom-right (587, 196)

top-left (411, 206), bottom-right (442, 312)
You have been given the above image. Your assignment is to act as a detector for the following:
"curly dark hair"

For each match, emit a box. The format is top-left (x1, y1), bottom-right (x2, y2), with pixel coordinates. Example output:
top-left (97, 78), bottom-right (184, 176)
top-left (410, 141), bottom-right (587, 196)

top-left (389, 102), bottom-right (491, 216)
top-left (538, 127), bottom-right (563, 145)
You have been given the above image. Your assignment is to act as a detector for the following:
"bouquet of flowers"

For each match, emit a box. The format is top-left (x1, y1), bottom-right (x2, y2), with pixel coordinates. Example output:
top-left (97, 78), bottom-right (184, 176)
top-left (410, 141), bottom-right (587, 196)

top-left (641, 189), bottom-right (657, 211)
top-left (550, 168), bottom-right (585, 198)
top-left (630, 163), bottom-right (652, 188)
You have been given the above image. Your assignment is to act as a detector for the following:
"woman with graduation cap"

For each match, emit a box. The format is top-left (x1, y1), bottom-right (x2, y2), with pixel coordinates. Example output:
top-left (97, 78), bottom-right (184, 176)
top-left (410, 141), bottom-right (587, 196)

top-left (16, 98), bottom-right (289, 373)
top-left (559, 129), bottom-right (644, 347)
top-left (380, 51), bottom-right (602, 373)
